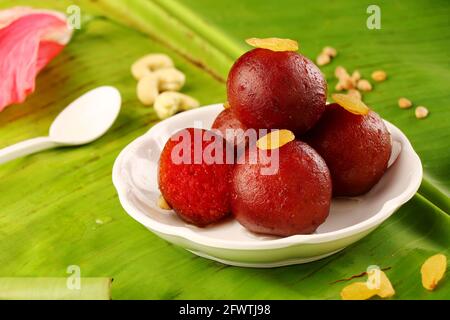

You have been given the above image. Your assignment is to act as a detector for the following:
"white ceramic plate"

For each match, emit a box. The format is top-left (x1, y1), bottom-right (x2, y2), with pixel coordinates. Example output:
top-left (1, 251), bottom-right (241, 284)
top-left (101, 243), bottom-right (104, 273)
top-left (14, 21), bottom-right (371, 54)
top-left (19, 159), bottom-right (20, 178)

top-left (112, 104), bottom-right (422, 268)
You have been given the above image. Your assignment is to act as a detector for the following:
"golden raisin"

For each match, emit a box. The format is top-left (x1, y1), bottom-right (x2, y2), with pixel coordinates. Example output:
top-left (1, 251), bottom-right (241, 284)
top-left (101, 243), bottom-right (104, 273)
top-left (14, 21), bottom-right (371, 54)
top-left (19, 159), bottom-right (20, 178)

top-left (158, 195), bottom-right (172, 210)
top-left (340, 282), bottom-right (378, 300)
top-left (331, 93), bottom-right (370, 115)
top-left (341, 269), bottom-right (395, 300)
top-left (347, 89), bottom-right (362, 100)
top-left (377, 271), bottom-right (395, 298)
top-left (398, 97), bottom-right (412, 109)
top-left (421, 254), bottom-right (447, 291)
top-left (245, 37), bottom-right (299, 52)
top-left (256, 129), bottom-right (295, 150)
top-left (371, 70), bottom-right (387, 82)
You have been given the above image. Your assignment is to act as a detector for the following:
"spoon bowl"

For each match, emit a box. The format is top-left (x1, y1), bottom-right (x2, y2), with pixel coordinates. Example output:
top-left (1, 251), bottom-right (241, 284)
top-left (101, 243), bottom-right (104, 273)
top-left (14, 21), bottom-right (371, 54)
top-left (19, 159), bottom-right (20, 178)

top-left (49, 86), bottom-right (121, 145)
top-left (0, 86), bottom-right (121, 165)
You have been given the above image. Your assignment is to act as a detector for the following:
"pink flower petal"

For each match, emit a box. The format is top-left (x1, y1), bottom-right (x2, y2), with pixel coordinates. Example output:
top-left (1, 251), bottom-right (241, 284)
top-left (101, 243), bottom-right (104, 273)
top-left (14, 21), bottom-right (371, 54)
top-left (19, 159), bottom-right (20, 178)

top-left (0, 8), bottom-right (72, 111)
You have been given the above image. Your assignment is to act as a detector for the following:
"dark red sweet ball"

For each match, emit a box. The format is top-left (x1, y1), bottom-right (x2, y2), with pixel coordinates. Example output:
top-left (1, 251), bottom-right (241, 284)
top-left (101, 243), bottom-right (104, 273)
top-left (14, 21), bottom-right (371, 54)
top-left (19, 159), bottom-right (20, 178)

top-left (211, 107), bottom-right (248, 148)
top-left (158, 128), bottom-right (233, 227)
top-left (231, 140), bottom-right (332, 236)
top-left (305, 103), bottom-right (392, 196)
top-left (227, 48), bottom-right (327, 134)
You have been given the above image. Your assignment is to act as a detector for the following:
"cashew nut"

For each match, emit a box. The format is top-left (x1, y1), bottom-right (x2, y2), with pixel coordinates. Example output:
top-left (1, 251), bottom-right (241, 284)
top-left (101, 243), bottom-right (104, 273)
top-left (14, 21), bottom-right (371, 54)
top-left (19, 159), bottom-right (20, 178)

top-left (153, 68), bottom-right (185, 91)
top-left (137, 73), bottom-right (158, 105)
top-left (131, 54), bottom-right (174, 80)
top-left (153, 91), bottom-right (200, 119)
top-left (132, 53), bottom-right (195, 113)
top-left (136, 68), bottom-right (187, 105)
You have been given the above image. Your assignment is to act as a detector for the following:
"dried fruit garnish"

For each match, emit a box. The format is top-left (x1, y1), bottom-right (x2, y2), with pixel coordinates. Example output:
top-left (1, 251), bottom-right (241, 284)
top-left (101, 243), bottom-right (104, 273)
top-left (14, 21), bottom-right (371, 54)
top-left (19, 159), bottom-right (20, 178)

top-left (340, 282), bottom-right (378, 300)
top-left (335, 66), bottom-right (349, 79)
top-left (347, 89), bottom-right (361, 100)
top-left (316, 46), bottom-right (337, 66)
top-left (331, 93), bottom-right (370, 115)
top-left (316, 53), bottom-right (330, 66)
top-left (357, 79), bottom-right (372, 92)
top-left (415, 106), bottom-right (429, 119)
top-left (351, 70), bottom-right (361, 83)
top-left (398, 97), bottom-right (412, 109)
top-left (377, 271), bottom-right (395, 298)
top-left (245, 37), bottom-right (298, 52)
top-left (421, 254), bottom-right (447, 291)
top-left (157, 195), bottom-right (172, 210)
top-left (322, 46), bottom-right (337, 58)
top-left (341, 269), bottom-right (395, 300)
top-left (256, 129), bottom-right (295, 150)
top-left (371, 70), bottom-right (387, 82)
top-left (334, 67), bottom-right (361, 91)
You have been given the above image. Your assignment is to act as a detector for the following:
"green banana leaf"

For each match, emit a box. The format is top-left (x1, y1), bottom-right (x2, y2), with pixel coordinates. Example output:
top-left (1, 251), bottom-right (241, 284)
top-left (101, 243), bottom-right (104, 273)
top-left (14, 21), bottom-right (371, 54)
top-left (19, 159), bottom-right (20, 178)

top-left (0, 0), bottom-right (448, 299)
top-left (0, 278), bottom-right (112, 300)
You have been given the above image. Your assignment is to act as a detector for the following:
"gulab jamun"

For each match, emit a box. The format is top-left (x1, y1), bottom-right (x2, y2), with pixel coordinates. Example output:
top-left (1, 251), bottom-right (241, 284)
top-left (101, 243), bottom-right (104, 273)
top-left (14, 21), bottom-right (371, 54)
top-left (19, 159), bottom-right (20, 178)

top-left (227, 48), bottom-right (327, 134)
top-left (211, 107), bottom-right (249, 148)
top-left (231, 140), bottom-right (332, 236)
top-left (158, 128), bottom-right (232, 227)
top-left (305, 103), bottom-right (392, 196)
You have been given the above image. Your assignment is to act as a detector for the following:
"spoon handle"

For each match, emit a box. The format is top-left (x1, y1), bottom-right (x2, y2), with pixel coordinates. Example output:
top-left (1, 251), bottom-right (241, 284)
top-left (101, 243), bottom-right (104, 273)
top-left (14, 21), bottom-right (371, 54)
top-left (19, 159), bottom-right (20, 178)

top-left (0, 137), bottom-right (59, 165)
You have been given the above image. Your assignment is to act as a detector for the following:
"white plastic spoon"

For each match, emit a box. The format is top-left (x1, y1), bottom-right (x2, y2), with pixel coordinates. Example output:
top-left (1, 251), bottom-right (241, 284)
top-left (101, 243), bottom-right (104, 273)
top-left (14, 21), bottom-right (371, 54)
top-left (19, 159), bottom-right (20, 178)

top-left (0, 86), bottom-right (121, 165)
